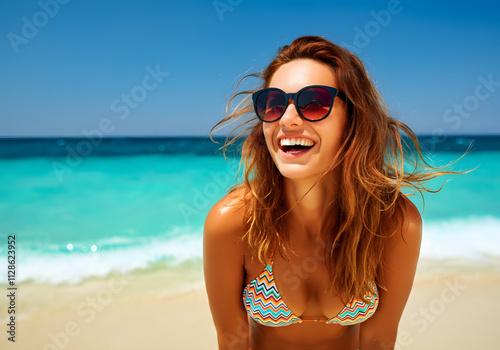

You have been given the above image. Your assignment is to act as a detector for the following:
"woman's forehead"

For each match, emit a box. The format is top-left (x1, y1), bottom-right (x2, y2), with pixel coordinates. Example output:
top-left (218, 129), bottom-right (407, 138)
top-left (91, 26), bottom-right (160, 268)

top-left (268, 59), bottom-right (337, 92)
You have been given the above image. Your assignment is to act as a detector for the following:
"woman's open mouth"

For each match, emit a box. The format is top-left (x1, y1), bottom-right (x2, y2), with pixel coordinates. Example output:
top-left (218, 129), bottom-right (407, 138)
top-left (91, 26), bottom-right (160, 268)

top-left (278, 138), bottom-right (315, 157)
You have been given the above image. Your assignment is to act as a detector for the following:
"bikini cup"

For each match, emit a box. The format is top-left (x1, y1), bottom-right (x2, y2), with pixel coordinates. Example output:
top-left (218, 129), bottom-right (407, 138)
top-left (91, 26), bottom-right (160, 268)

top-left (242, 259), bottom-right (379, 326)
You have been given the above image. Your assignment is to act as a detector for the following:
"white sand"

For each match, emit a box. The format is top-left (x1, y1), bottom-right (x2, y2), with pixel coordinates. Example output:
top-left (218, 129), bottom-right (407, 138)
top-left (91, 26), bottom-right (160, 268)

top-left (3, 263), bottom-right (500, 350)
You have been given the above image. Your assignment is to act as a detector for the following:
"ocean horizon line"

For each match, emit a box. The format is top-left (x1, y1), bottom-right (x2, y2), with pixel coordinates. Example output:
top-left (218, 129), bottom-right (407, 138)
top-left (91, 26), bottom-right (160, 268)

top-left (1, 134), bottom-right (499, 158)
top-left (0, 133), bottom-right (499, 140)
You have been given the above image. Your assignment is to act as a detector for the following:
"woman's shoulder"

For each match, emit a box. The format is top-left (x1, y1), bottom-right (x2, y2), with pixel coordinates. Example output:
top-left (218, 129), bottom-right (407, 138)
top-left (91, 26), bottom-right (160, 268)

top-left (389, 194), bottom-right (422, 247)
top-left (204, 184), bottom-right (250, 240)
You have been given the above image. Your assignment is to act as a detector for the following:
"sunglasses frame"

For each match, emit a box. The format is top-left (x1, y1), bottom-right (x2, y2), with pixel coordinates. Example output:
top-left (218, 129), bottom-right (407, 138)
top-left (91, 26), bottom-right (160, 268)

top-left (252, 85), bottom-right (349, 123)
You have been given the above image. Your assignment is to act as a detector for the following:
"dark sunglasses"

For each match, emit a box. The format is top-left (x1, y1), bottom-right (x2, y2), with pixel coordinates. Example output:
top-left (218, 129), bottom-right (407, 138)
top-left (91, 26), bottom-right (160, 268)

top-left (252, 85), bottom-right (349, 123)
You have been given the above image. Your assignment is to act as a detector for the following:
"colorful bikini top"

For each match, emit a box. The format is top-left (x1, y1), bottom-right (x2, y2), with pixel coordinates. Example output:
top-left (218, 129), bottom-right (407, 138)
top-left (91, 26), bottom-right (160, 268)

top-left (243, 258), bottom-right (379, 327)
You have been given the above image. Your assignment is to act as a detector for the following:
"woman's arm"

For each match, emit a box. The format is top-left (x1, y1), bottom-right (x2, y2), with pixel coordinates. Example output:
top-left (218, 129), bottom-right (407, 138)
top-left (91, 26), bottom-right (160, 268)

top-left (204, 191), bottom-right (250, 350)
top-left (359, 196), bottom-right (423, 350)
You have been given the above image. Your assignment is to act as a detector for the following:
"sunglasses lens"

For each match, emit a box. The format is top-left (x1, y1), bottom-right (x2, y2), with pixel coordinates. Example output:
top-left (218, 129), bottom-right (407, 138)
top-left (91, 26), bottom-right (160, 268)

top-left (255, 90), bottom-right (286, 122)
top-left (297, 87), bottom-right (333, 120)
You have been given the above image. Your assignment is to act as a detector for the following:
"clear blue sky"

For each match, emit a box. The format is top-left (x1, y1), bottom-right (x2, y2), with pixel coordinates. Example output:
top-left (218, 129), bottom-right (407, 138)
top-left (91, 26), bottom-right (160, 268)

top-left (1, 0), bottom-right (499, 137)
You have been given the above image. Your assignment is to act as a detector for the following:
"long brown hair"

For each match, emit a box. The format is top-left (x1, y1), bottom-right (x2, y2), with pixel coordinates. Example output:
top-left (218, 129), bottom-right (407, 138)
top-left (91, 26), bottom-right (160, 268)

top-left (211, 36), bottom-right (459, 301)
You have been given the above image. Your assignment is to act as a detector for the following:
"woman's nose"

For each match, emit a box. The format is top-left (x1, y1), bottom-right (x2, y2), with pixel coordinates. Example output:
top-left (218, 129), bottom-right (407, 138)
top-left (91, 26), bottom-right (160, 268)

top-left (279, 99), bottom-right (303, 127)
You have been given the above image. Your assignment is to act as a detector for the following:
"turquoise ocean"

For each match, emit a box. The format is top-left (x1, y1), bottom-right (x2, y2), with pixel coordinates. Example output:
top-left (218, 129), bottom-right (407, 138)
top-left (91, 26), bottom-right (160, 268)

top-left (0, 136), bottom-right (499, 289)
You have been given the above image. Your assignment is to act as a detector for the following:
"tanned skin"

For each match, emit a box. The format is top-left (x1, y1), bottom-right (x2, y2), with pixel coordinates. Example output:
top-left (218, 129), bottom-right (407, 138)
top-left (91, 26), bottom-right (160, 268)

top-left (204, 59), bottom-right (422, 350)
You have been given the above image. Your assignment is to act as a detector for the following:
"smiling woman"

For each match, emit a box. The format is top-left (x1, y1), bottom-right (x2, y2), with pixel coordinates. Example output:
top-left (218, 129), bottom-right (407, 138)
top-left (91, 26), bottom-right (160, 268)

top-left (204, 36), bottom-right (458, 350)
top-left (260, 60), bottom-right (349, 182)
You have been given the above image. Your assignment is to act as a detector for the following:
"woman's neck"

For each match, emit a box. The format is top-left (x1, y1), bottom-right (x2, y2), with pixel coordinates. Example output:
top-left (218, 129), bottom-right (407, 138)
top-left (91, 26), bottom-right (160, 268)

top-left (283, 173), bottom-right (340, 240)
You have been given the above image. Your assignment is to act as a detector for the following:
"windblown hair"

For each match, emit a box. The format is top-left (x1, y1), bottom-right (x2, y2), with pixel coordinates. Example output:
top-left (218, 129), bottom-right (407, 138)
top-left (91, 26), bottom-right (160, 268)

top-left (211, 36), bottom-right (458, 301)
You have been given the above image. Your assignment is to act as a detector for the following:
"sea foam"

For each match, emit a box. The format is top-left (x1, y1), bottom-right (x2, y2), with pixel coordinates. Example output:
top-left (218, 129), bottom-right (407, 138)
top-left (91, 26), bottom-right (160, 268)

top-left (2, 216), bottom-right (499, 285)
top-left (6, 229), bottom-right (203, 285)
top-left (421, 215), bottom-right (500, 260)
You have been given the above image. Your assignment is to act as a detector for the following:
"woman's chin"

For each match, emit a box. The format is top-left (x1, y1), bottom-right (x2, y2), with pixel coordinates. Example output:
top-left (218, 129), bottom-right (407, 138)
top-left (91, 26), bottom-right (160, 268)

top-left (275, 164), bottom-right (322, 183)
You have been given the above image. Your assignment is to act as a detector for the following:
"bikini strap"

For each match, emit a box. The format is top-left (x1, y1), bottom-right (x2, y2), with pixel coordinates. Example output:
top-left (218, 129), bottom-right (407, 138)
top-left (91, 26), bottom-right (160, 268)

top-left (266, 250), bottom-right (274, 267)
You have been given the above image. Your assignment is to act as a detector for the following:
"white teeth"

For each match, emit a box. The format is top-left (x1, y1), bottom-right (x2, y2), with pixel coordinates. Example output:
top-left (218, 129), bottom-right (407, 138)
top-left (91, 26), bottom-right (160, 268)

top-left (279, 138), bottom-right (314, 147)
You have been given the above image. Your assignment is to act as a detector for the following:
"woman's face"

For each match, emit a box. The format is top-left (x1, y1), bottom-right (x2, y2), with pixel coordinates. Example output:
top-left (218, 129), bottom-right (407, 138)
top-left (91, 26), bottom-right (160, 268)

top-left (263, 59), bottom-right (349, 182)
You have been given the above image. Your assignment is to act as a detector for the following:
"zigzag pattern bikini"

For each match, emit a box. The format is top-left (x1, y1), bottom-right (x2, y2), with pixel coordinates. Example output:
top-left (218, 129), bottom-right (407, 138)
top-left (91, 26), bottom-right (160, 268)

top-left (243, 257), bottom-right (379, 326)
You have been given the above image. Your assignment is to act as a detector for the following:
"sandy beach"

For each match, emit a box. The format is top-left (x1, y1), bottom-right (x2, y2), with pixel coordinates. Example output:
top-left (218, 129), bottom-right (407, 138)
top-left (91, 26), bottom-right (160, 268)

top-left (3, 261), bottom-right (500, 350)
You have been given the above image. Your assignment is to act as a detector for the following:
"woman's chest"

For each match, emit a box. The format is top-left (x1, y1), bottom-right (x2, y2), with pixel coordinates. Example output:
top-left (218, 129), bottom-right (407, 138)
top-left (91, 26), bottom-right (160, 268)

top-left (244, 244), bottom-right (347, 320)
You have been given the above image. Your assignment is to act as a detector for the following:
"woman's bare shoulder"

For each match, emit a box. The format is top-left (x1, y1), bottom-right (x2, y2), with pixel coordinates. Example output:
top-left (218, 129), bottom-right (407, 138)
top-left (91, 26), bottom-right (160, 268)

top-left (393, 194), bottom-right (422, 245)
top-left (385, 194), bottom-right (423, 256)
top-left (204, 185), bottom-right (250, 240)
